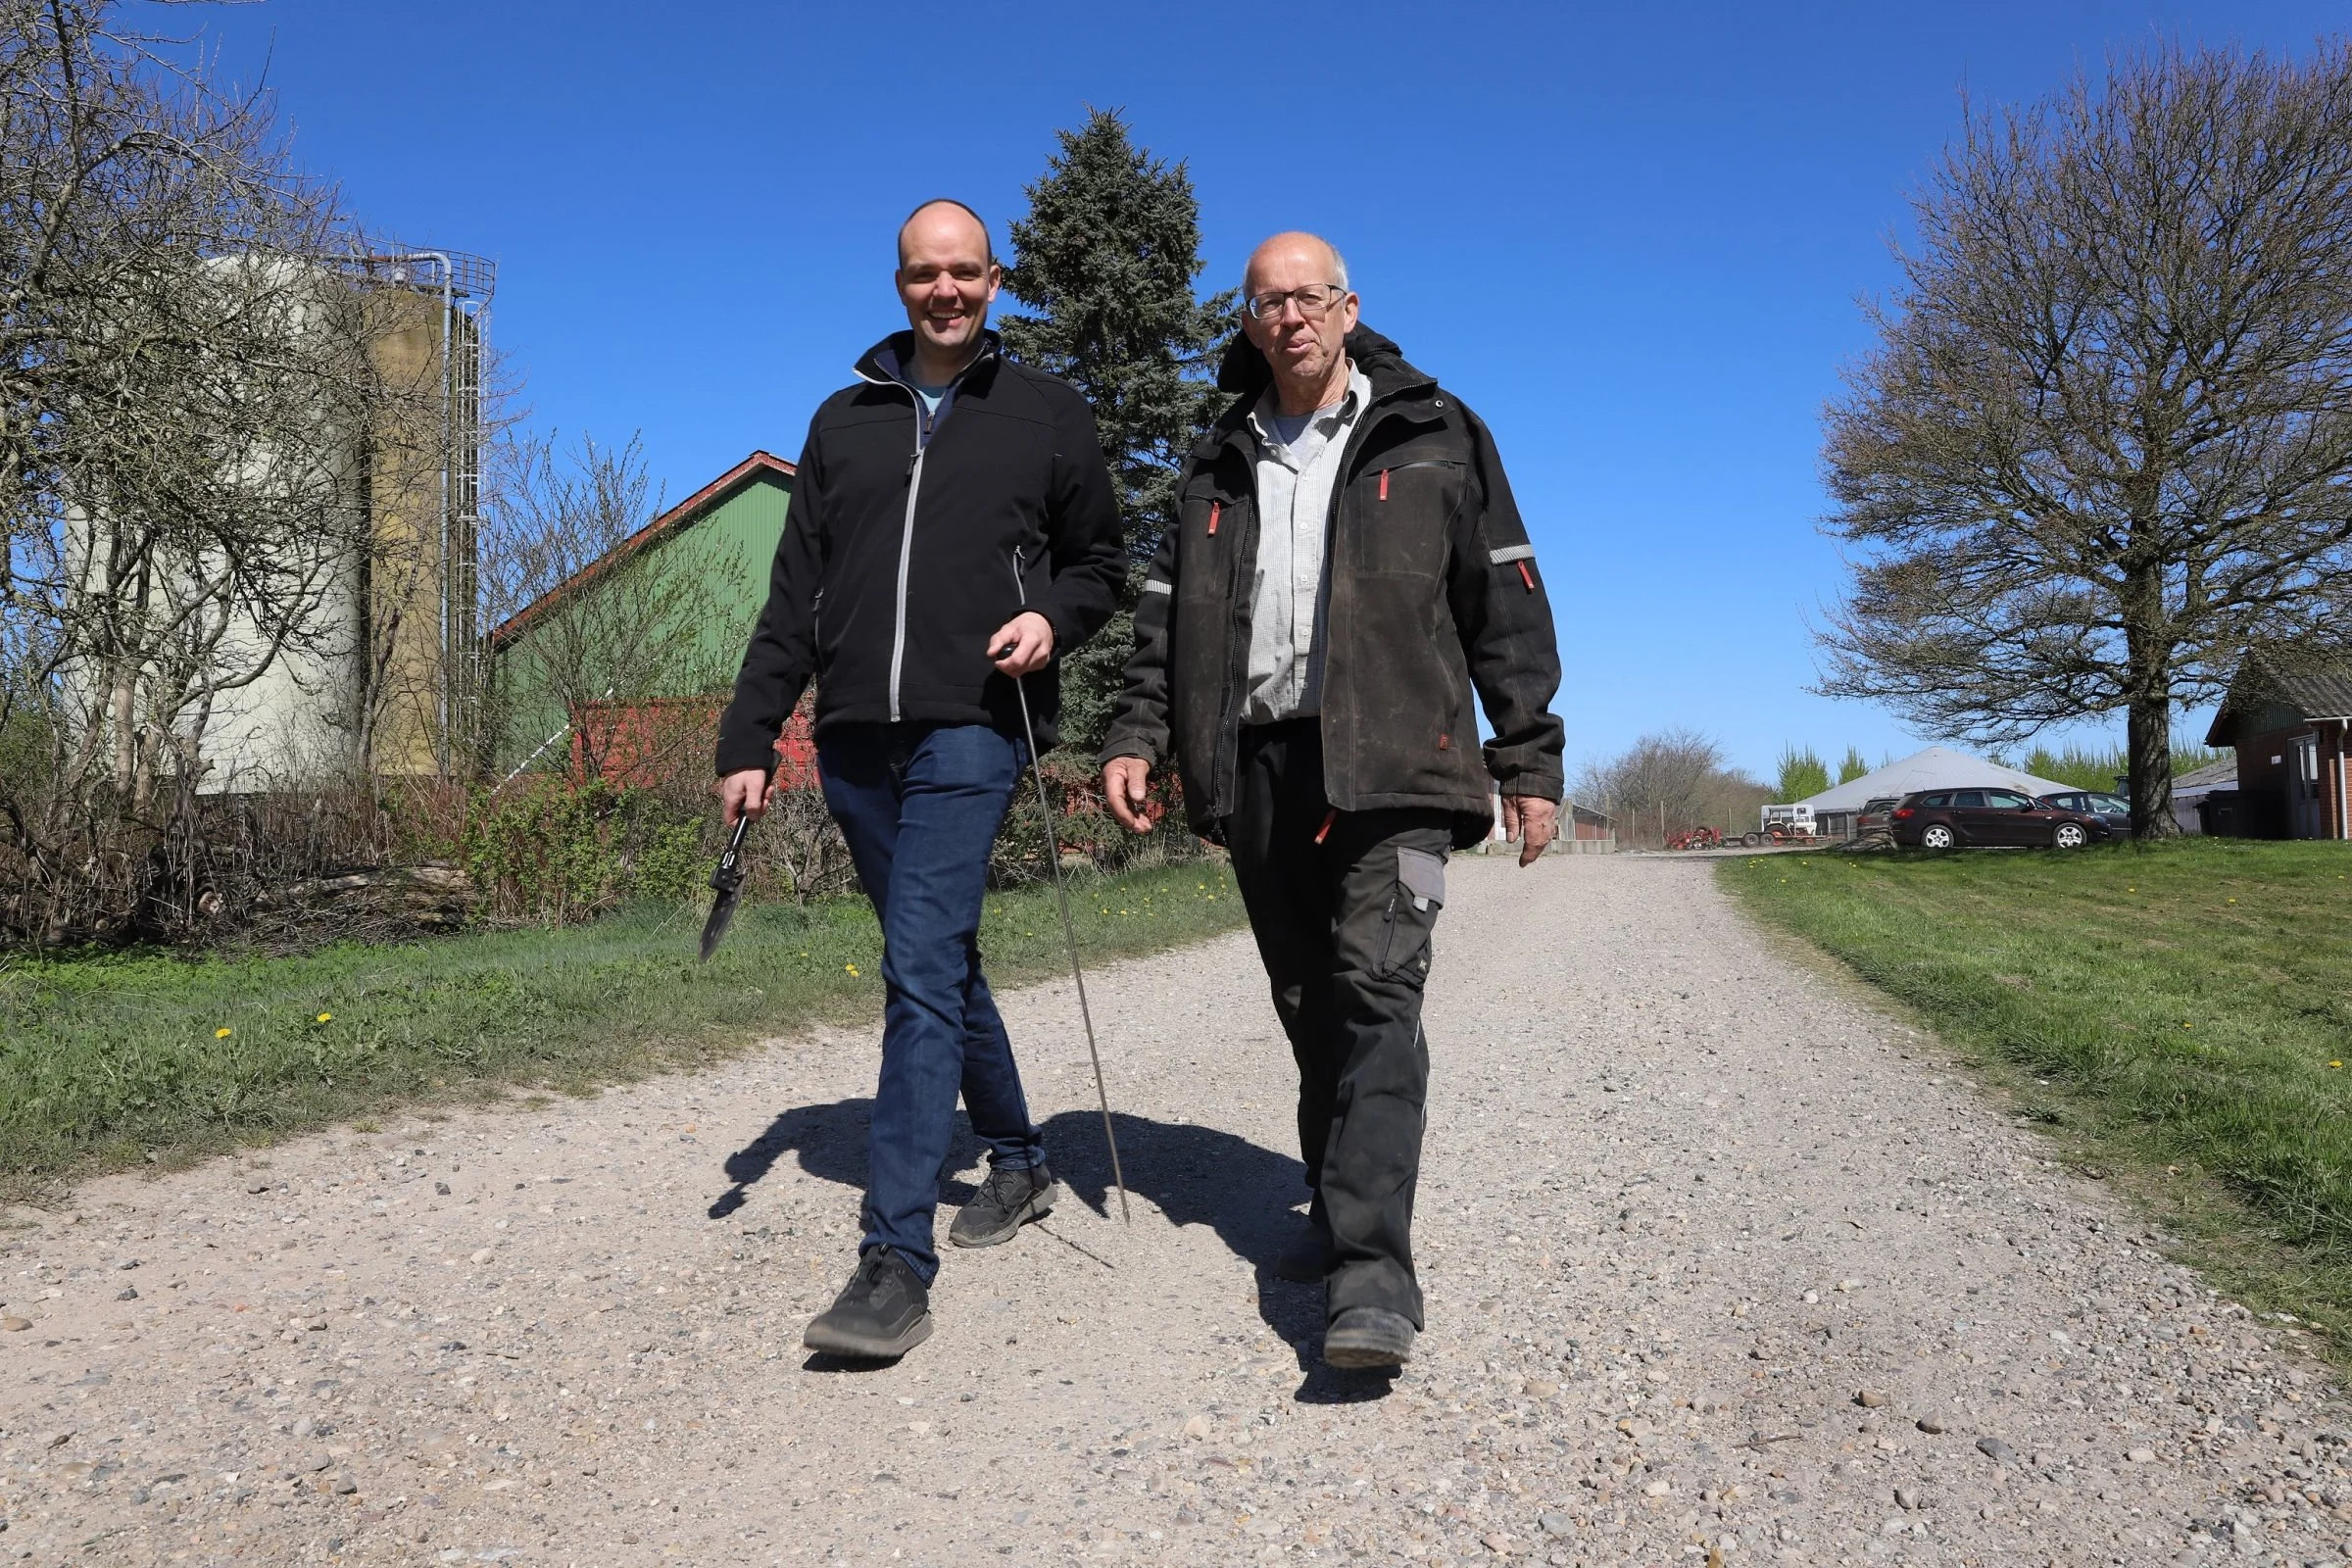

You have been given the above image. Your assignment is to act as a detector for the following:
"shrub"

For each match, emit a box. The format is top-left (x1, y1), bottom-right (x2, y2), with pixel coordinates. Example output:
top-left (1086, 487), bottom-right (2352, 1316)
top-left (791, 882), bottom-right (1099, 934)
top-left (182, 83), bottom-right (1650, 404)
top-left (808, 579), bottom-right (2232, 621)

top-left (461, 777), bottom-right (707, 926)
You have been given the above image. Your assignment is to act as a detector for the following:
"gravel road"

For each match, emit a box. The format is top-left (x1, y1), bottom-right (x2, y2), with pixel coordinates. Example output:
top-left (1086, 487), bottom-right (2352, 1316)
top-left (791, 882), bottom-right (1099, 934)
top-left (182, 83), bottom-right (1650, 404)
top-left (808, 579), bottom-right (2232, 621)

top-left (2, 855), bottom-right (2346, 1567)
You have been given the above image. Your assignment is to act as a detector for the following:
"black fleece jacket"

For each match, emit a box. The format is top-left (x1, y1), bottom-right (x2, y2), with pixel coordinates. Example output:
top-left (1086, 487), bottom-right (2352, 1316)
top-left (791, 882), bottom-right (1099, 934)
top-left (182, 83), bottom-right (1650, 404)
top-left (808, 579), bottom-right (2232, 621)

top-left (715, 331), bottom-right (1125, 775)
top-left (1101, 325), bottom-right (1565, 849)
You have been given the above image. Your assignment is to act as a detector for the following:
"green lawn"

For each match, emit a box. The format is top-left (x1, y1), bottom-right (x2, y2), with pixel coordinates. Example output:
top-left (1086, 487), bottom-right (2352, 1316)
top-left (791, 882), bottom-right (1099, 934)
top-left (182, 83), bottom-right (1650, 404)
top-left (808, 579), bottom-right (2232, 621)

top-left (0, 862), bottom-right (1245, 1197)
top-left (1725, 839), bottom-right (2352, 1339)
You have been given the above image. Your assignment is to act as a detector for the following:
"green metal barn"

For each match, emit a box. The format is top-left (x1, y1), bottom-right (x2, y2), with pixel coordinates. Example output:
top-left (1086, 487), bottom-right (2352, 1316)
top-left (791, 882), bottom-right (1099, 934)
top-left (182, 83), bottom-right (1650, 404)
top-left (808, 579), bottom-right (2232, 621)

top-left (487, 450), bottom-right (801, 781)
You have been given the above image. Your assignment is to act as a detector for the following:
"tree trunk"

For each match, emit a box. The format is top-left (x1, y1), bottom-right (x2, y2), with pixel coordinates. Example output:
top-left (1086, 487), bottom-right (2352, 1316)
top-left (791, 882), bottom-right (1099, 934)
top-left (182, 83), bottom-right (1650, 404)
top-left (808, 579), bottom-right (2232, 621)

top-left (2117, 557), bottom-right (2181, 840)
top-left (2126, 695), bottom-right (2179, 839)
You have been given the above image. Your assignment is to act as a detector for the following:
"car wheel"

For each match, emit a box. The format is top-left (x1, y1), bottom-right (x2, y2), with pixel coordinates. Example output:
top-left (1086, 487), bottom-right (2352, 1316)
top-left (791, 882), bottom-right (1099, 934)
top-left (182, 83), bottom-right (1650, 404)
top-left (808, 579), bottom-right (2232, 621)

top-left (1921, 823), bottom-right (1956, 850)
top-left (2052, 822), bottom-right (2086, 849)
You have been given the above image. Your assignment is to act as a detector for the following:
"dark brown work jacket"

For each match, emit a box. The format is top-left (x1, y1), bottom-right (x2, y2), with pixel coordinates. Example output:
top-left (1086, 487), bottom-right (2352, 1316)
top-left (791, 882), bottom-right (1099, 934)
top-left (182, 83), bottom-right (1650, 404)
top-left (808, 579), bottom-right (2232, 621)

top-left (1101, 326), bottom-right (1565, 849)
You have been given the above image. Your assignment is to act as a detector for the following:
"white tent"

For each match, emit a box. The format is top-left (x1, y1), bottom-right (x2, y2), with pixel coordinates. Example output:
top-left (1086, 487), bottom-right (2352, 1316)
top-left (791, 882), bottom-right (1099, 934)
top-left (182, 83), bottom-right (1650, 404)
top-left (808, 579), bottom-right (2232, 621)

top-left (1794, 746), bottom-right (2074, 814)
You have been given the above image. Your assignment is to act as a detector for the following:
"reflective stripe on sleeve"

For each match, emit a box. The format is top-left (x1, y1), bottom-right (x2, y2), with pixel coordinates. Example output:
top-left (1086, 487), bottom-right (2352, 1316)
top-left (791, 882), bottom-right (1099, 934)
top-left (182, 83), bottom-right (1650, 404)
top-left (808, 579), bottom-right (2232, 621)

top-left (1141, 579), bottom-right (1173, 595)
top-left (1489, 544), bottom-right (1536, 564)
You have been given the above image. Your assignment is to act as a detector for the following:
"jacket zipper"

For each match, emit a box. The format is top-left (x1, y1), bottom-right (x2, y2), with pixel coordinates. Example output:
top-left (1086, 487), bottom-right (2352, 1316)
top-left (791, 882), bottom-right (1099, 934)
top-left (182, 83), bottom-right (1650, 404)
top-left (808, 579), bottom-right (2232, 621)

top-left (1304, 384), bottom-right (1427, 789)
top-left (889, 441), bottom-right (925, 723)
top-left (857, 348), bottom-right (991, 726)
top-left (1210, 483), bottom-right (1251, 816)
top-left (1377, 459), bottom-right (1459, 500)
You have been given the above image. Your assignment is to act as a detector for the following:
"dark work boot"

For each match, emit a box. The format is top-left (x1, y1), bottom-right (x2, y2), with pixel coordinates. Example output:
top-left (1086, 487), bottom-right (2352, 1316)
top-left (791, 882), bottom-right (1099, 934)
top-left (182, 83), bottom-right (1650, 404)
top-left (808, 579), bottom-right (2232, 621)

top-left (803, 1248), bottom-right (931, 1359)
top-left (949, 1162), bottom-right (1058, 1249)
top-left (1323, 1305), bottom-right (1416, 1369)
top-left (1270, 1212), bottom-right (1333, 1283)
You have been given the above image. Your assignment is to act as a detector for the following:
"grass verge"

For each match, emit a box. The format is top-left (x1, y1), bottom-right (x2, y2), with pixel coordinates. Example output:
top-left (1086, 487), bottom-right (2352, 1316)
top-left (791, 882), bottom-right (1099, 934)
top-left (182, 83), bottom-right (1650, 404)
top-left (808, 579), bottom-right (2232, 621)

top-left (1723, 839), bottom-right (2352, 1353)
top-left (0, 861), bottom-right (1245, 1200)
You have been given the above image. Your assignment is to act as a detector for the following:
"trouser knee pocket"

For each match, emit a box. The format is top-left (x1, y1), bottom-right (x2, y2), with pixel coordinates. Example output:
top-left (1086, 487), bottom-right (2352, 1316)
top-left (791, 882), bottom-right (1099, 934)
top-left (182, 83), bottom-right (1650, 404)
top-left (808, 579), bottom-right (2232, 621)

top-left (1373, 846), bottom-right (1446, 982)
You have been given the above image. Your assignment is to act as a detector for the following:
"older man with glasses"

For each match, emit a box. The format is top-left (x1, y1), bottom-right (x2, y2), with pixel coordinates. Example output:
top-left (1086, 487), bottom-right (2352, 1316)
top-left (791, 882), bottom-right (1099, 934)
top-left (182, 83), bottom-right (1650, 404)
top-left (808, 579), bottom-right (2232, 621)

top-left (1100, 232), bottom-right (1565, 1368)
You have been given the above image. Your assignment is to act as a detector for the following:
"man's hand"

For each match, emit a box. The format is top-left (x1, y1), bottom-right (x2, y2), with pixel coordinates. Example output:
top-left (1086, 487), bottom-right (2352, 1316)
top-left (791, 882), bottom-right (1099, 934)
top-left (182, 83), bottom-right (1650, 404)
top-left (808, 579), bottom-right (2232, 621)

top-left (988, 611), bottom-right (1054, 677)
top-left (1500, 794), bottom-right (1558, 867)
top-left (1103, 756), bottom-right (1153, 834)
top-left (718, 768), bottom-right (774, 827)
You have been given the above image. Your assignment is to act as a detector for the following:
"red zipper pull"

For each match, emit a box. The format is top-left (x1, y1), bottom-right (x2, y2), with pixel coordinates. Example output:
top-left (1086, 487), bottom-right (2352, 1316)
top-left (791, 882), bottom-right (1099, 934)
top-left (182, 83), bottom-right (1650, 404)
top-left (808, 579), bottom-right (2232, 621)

top-left (1207, 501), bottom-right (1220, 536)
top-left (1378, 469), bottom-right (1390, 501)
top-left (1313, 808), bottom-right (1337, 845)
top-left (1517, 561), bottom-right (1536, 592)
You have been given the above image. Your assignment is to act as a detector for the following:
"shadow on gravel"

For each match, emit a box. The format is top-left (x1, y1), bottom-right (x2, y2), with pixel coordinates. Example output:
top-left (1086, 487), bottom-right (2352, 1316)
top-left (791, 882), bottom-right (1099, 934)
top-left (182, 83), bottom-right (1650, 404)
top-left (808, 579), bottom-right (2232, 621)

top-left (710, 1100), bottom-right (1397, 1400)
top-left (707, 1097), bottom-right (876, 1220)
top-left (1292, 1364), bottom-right (1402, 1404)
top-left (710, 1101), bottom-right (1307, 1265)
top-left (1020, 1111), bottom-right (1398, 1400)
top-left (799, 1351), bottom-right (901, 1374)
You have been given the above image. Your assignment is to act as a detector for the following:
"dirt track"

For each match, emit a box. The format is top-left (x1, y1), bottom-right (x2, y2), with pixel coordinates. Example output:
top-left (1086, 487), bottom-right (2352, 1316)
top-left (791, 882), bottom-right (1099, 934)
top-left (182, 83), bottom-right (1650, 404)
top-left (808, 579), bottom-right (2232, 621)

top-left (2, 855), bottom-right (2345, 1567)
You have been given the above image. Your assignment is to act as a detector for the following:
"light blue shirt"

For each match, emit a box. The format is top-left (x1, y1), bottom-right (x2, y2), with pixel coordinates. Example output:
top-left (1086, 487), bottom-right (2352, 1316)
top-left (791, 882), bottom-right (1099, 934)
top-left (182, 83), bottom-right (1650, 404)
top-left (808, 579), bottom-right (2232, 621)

top-left (1243, 363), bottom-right (1371, 723)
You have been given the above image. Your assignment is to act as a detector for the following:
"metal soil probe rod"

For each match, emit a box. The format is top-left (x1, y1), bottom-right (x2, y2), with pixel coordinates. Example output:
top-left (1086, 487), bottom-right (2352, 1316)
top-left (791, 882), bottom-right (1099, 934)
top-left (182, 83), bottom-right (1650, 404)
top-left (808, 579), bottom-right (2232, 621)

top-left (1003, 558), bottom-right (1130, 1224)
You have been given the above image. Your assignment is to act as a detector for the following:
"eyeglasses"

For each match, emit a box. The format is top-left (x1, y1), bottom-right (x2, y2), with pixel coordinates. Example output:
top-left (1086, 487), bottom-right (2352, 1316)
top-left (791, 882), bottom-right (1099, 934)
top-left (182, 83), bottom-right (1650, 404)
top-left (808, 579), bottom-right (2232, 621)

top-left (1243, 283), bottom-right (1348, 322)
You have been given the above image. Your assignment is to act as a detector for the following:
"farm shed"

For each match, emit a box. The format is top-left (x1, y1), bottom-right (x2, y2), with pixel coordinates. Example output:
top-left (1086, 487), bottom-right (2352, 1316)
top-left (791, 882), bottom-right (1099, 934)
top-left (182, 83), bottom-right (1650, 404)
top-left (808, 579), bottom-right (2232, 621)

top-left (2202, 652), bottom-right (2352, 841)
top-left (488, 450), bottom-right (810, 785)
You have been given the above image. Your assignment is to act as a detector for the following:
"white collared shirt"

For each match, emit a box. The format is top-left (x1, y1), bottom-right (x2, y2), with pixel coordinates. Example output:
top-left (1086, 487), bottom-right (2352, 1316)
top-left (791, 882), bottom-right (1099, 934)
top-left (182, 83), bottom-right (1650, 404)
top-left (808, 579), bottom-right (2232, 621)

top-left (1243, 363), bottom-right (1372, 723)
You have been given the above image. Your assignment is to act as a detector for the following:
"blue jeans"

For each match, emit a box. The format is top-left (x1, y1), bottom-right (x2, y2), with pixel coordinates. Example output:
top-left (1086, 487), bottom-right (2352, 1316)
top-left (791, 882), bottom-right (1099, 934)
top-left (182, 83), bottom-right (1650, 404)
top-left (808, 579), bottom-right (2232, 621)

top-left (817, 722), bottom-right (1047, 1283)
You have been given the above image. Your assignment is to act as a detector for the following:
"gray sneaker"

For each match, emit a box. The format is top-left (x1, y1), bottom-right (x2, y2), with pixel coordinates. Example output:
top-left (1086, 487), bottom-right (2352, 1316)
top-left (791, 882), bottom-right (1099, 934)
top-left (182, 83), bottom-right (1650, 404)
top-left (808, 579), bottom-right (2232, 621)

top-left (949, 1162), bottom-right (1058, 1249)
top-left (803, 1248), bottom-right (932, 1359)
top-left (1323, 1306), bottom-right (1416, 1368)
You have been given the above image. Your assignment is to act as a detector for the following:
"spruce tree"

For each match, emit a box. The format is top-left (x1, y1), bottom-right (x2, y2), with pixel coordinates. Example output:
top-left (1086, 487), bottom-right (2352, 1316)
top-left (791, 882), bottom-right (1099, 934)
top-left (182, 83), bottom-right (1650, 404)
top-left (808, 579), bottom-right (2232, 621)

top-left (1001, 108), bottom-right (1235, 755)
top-left (1774, 746), bottom-right (1833, 804)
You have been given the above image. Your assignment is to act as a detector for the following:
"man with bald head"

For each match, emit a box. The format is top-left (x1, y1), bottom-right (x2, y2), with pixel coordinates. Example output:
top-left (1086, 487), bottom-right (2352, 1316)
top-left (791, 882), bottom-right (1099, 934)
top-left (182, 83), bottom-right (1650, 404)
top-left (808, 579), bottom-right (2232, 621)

top-left (1102, 232), bottom-right (1565, 1368)
top-left (718, 199), bottom-right (1124, 1359)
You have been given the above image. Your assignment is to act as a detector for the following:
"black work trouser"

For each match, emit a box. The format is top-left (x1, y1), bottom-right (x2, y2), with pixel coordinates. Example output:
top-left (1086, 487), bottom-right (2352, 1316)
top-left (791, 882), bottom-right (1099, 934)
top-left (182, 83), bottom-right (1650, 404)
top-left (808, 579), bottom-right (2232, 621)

top-left (1221, 719), bottom-right (1452, 1329)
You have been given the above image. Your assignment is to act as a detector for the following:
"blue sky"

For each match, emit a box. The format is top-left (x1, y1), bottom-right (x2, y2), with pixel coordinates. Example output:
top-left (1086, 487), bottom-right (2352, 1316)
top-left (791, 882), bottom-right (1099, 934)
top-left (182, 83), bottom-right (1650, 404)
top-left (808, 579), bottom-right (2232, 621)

top-left (182, 0), bottom-right (2343, 781)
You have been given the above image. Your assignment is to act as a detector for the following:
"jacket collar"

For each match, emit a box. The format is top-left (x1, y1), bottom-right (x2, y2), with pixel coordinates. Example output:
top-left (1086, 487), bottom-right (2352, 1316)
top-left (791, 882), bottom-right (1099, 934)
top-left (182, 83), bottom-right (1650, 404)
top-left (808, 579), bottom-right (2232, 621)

top-left (1200, 324), bottom-right (1439, 460)
top-left (1215, 323), bottom-right (1434, 407)
top-left (855, 328), bottom-right (1004, 393)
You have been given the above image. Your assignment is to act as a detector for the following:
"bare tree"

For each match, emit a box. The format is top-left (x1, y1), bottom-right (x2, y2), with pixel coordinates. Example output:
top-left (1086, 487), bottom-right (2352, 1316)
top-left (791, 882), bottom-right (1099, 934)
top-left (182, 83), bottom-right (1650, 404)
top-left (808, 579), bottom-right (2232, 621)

top-left (478, 432), bottom-right (740, 783)
top-left (474, 433), bottom-right (859, 907)
top-left (0, 2), bottom-right (428, 943)
top-left (1821, 42), bottom-right (2352, 838)
top-left (1574, 728), bottom-right (1768, 848)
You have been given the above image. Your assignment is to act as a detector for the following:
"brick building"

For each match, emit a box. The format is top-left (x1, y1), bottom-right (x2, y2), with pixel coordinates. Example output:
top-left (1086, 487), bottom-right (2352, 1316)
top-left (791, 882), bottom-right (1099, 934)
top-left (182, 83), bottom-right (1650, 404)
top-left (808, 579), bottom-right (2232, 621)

top-left (2202, 653), bottom-right (2352, 840)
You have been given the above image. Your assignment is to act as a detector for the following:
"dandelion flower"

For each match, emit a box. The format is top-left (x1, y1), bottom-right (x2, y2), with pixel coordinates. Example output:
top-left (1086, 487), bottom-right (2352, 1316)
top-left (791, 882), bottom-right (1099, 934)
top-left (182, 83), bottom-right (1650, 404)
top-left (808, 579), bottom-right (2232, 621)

top-left (316, 1012), bottom-right (333, 1024)
top-left (845, 963), bottom-right (859, 977)
top-left (2329, 1060), bottom-right (2343, 1069)
top-left (215, 1027), bottom-right (232, 1038)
